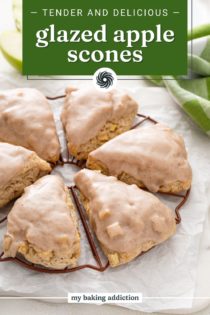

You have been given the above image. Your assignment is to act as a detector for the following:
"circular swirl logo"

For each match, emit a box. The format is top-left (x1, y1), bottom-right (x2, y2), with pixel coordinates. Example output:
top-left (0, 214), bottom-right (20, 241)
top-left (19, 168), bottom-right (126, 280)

top-left (93, 68), bottom-right (117, 91)
top-left (96, 71), bottom-right (114, 89)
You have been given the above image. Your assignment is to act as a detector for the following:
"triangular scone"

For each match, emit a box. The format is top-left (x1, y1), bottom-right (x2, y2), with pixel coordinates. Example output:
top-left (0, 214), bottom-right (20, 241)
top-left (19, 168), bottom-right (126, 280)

top-left (74, 169), bottom-right (176, 267)
top-left (3, 175), bottom-right (80, 270)
top-left (0, 88), bottom-right (60, 163)
top-left (61, 86), bottom-right (138, 160)
top-left (87, 124), bottom-right (192, 193)
top-left (0, 143), bottom-right (51, 208)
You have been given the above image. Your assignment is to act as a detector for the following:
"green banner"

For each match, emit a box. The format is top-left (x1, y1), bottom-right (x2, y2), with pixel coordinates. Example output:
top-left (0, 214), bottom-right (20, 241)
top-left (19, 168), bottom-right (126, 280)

top-left (23, 0), bottom-right (188, 76)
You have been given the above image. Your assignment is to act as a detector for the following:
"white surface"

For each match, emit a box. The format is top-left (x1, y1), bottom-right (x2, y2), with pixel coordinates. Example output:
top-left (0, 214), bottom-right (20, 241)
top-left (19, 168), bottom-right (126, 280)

top-left (0, 0), bottom-right (210, 315)
top-left (0, 81), bottom-right (210, 315)
top-left (0, 80), bottom-right (209, 314)
top-left (0, 300), bottom-right (210, 315)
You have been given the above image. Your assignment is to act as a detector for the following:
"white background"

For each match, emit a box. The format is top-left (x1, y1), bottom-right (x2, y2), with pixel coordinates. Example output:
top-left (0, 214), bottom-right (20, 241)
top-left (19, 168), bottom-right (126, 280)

top-left (0, 0), bottom-right (210, 314)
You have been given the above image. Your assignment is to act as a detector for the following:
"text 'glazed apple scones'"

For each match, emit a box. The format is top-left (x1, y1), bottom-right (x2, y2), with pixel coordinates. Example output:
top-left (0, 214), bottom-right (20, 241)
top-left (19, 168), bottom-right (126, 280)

top-left (87, 123), bottom-right (192, 193)
top-left (3, 175), bottom-right (80, 269)
top-left (0, 88), bottom-right (60, 163)
top-left (74, 169), bottom-right (176, 267)
top-left (61, 86), bottom-right (138, 160)
top-left (0, 143), bottom-right (51, 208)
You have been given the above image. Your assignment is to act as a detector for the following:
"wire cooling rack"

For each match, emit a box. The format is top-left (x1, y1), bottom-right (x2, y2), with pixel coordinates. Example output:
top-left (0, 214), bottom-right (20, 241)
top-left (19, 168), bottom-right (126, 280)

top-left (0, 95), bottom-right (191, 273)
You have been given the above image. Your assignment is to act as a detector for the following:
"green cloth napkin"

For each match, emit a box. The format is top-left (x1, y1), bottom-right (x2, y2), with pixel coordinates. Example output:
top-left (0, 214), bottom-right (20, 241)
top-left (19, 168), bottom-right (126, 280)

top-left (146, 24), bottom-right (210, 136)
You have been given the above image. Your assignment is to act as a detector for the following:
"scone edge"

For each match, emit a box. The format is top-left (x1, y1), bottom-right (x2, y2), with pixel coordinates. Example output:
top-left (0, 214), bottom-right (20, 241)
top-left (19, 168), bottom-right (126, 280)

top-left (0, 152), bottom-right (51, 208)
top-left (87, 156), bottom-right (192, 193)
top-left (63, 112), bottom-right (137, 160)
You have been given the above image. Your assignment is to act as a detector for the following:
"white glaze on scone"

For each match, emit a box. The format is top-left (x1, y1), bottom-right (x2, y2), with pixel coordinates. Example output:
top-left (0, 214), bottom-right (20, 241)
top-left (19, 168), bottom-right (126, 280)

top-left (3, 175), bottom-right (77, 258)
top-left (88, 124), bottom-right (192, 193)
top-left (0, 142), bottom-right (51, 208)
top-left (0, 142), bottom-right (42, 187)
top-left (74, 169), bottom-right (176, 254)
top-left (0, 88), bottom-right (60, 162)
top-left (61, 86), bottom-right (138, 146)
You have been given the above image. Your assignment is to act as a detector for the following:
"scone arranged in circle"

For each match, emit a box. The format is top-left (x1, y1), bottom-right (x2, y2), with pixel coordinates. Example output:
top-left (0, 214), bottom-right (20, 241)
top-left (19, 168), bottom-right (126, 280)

top-left (0, 88), bottom-right (60, 163)
top-left (87, 124), bottom-right (192, 193)
top-left (61, 86), bottom-right (138, 160)
top-left (0, 143), bottom-right (51, 208)
top-left (74, 169), bottom-right (176, 267)
top-left (3, 175), bottom-right (80, 270)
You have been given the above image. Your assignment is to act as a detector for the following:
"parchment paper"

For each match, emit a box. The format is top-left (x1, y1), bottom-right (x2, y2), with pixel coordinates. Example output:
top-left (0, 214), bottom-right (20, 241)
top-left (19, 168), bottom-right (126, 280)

top-left (0, 73), bottom-right (210, 313)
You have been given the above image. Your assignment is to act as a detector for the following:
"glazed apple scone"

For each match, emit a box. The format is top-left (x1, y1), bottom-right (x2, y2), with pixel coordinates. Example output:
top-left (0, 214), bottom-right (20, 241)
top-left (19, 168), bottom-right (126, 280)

top-left (0, 88), bottom-right (60, 163)
top-left (0, 143), bottom-right (51, 208)
top-left (74, 169), bottom-right (176, 267)
top-left (61, 86), bottom-right (138, 160)
top-left (87, 124), bottom-right (192, 193)
top-left (3, 175), bottom-right (80, 269)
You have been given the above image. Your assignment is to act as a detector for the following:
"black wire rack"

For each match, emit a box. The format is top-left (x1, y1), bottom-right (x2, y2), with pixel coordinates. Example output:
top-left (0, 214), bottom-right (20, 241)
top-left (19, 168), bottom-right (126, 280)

top-left (0, 95), bottom-right (191, 273)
